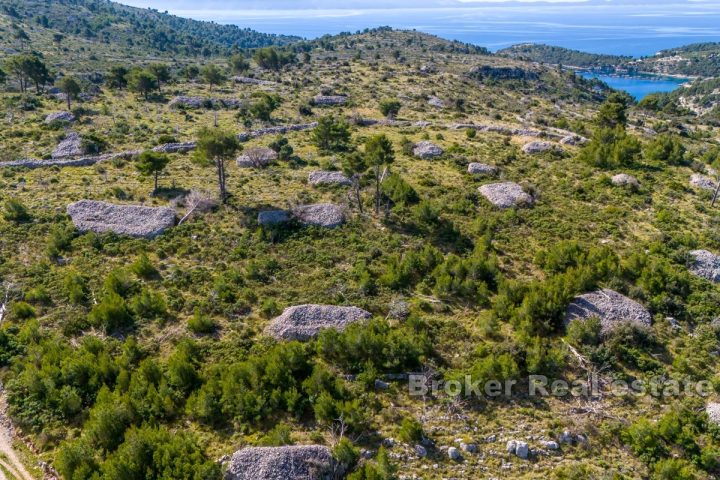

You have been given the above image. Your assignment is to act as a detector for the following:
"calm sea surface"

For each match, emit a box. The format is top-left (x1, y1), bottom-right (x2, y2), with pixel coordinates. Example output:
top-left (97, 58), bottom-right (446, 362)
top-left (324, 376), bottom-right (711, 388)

top-left (578, 73), bottom-right (688, 100)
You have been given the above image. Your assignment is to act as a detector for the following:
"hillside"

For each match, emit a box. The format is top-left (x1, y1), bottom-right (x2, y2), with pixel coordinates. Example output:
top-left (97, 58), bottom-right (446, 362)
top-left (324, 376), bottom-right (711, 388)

top-left (0, 0), bottom-right (298, 63)
top-left (1, 9), bottom-right (720, 480)
top-left (498, 43), bottom-right (631, 70)
top-left (634, 42), bottom-right (720, 78)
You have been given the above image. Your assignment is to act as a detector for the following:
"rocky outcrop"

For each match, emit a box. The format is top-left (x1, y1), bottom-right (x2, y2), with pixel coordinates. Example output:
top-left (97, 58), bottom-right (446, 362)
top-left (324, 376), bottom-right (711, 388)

top-left (467, 163), bottom-right (498, 175)
top-left (45, 111), bottom-right (76, 124)
top-left (690, 173), bottom-right (716, 192)
top-left (453, 123), bottom-right (542, 138)
top-left (293, 204), bottom-right (346, 228)
top-left (224, 445), bottom-right (334, 480)
top-left (413, 141), bottom-right (443, 159)
top-left (522, 141), bottom-right (559, 155)
top-left (312, 95), bottom-right (348, 106)
top-left (479, 182), bottom-right (533, 208)
top-left (266, 304), bottom-right (372, 341)
top-left (67, 200), bottom-right (175, 238)
top-left (308, 171), bottom-right (352, 186)
top-left (427, 96), bottom-right (445, 108)
top-left (689, 250), bottom-right (720, 283)
top-left (611, 173), bottom-right (640, 188)
top-left (565, 289), bottom-right (652, 333)
top-left (52, 132), bottom-right (84, 159)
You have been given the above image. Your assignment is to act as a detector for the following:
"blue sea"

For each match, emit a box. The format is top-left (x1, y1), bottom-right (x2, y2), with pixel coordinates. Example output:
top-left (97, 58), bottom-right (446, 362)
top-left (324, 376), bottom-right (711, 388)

top-left (578, 73), bottom-right (689, 100)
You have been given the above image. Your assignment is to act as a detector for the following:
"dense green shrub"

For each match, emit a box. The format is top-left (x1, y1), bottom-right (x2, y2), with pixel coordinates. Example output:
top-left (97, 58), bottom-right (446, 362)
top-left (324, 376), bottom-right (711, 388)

top-left (3, 198), bottom-right (30, 223)
top-left (397, 417), bottom-right (424, 443)
top-left (88, 292), bottom-right (133, 333)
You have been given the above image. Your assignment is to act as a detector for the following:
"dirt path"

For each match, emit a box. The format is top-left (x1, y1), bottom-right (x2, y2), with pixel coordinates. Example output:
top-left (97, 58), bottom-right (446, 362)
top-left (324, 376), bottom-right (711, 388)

top-left (0, 393), bottom-right (36, 480)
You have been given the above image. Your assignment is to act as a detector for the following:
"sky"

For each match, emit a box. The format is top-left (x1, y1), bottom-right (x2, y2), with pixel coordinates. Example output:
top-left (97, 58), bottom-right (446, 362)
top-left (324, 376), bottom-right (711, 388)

top-left (117, 0), bottom-right (720, 55)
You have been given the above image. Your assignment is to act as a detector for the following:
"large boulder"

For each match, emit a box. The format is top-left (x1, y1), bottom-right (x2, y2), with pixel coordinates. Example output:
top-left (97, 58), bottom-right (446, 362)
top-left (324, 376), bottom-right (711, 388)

top-left (67, 200), bottom-right (175, 239)
top-left (52, 132), bottom-right (84, 159)
top-left (690, 173), bottom-right (716, 192)
top-left (467, 163), bottom-right (498, 175)
top-left (478, 182), bottom-right (533, 208)
top-left (413, 141), bottom-right (444, 159)
top-left (45, 111), bottom-right (76, 124)
top-left (266, 304), bottom-right (372, 341)
top-left (611, 173), bottom-right (640, 188)
top-left (293, 204), bottom-right (346, 228)
top-left (237, 147), bottom-right (278, 168)
top-left (522, 141), bottom-right (558, 155)
top-left (224, 445), bottom-right (334, 480)
top-left (707, 403), bottom-right (720, 425)
top-left (559, 135), bottom-right (588, 146)
top-left (565, 289), bottom-right (652, 333)
top-left (308, 171), bottom-right (352, 187)
top-left (689, 250), bottom-right (720, 283)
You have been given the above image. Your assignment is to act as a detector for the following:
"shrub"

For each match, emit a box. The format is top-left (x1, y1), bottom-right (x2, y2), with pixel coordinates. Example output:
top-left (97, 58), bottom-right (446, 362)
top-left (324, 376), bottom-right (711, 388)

top-left (3, 199), bottom-right (30, 223)
top-left (381, 173), bottom-right (418, 206)
top-left (64, 271), bottom-right (89, 304)
top-left (397, 417), bottom-right (424, 443)
top-left (131, 253), bottom-right (159, 279)
top-left (258, 423), bottom-right (294, 446)
top-left (578, 127), bottom-right (642, 169)
top-left (379, 98), bottom-right (401, 118)
top-left (187, 310), bottom-right (216, 334)
top-left (645, 135), bottom-right (686, 165)
top-left (88, 292), bottom-right (133, 333)
top-left (129, 289), bottom-right (167, 320)
top-left (10, 302), bottom-right (36, 320)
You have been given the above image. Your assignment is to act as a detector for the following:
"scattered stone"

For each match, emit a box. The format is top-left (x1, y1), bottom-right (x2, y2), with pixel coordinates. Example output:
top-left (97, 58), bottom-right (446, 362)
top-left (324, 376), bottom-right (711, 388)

top-left (506, 440), bottom-right (529, 459)
top-left (448, 447), bottom-right (462, 461)
top-left (52, 132), bottom-right (84, 159)
top-left (374, 379), bottom-right (390, 390)
top-left (460, 443), bottom-right (477, 453)
top-left (522, 141), bottom-right (558, 155)
top-left (414, 121), bottom-right (431, 127)
top-left (265, 304), bottom-right (372, 341)
top-left (1, 150), bottom-right (140, 169)
top-left (308, 171), bottom-right (352, 187)
top-left (413, 141), bottom-right (444, 159)
top-left (478, 182), bottom-right (533, 208)
top-left (67, 200), bottom-right (175, 239)
top-left (689, 250), bottom-right (720, 283)
top-left (293, 203), bottom-right (346, 228)
top-left (707, 403), bottom-right (720, 425)
top-left (313, 95), bottom-right (348, 106)
top-left (258, 210), bottom-right (291, 226)
top-left (690, 173), bottom-right (716, 192)
top-left (467, 163), bottom-right (498, 175)
top-left (45, 111), bottom-right (76, 124)
top-left (169, 96), bottom-right (211, 109)
top-left (236, 147), bottom-right (278, 168)
top-left (611, 173), bottom-right (640, 188)
top-left (485, 435), bottom-right (497, 443)
top-left (224, 445), bottom-right (334, 480)
top-left (382, 438), bottom-right (395, 448)
top-left (541, 441), bottom-right (559, 450)
top-left (565, 289), bottom-right (652, 334)
top-left (427, 96), bottom-right (445, 108)
top-left (559, 431), bottom-right (574, 444)
top-left (415, 445), bottom-right (427, 457)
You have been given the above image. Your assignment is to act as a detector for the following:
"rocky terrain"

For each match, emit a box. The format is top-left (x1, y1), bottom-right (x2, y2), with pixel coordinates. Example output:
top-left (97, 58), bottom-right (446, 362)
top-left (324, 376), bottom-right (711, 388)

top-left (0, 3), bottom-right (719, 480)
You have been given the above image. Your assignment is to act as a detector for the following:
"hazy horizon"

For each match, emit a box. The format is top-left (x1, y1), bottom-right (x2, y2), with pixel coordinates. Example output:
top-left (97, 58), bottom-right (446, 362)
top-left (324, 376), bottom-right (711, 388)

top-left (117, 0), bottom-right (720, 55)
